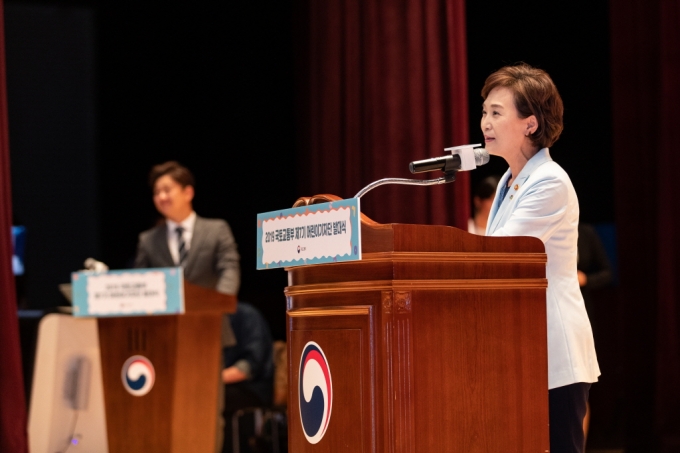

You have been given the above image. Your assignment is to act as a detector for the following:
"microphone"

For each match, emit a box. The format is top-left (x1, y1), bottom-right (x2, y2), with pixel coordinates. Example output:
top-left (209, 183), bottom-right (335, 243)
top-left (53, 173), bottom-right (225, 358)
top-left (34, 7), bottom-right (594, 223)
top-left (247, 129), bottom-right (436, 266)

top-left (409, 146), bottom-right (489, 174)
top-left (83, 257), bottom-right (109, 272)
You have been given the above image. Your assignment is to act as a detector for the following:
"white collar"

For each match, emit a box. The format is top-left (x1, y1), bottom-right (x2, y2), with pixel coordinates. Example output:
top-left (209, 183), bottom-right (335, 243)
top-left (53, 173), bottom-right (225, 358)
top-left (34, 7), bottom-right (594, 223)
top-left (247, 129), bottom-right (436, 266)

top-left (513, 148), bottom-right (552, 184)
top-left (166, 211), bottom-right (197, 234)
top-left (487, 148), bottom-right (553, 235)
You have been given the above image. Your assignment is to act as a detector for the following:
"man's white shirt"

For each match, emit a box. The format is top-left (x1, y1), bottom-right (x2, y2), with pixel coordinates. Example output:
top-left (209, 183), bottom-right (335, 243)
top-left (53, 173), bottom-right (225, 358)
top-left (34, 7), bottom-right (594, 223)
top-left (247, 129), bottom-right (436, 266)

top-left (166, 211), bottom-right (197, 266)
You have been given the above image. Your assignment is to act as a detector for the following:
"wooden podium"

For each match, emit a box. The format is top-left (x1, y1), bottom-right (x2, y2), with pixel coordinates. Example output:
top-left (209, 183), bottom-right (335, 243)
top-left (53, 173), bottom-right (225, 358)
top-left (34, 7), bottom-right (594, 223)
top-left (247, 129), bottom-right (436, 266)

top-left (285, 196), bottom-right (549, 452)
top-left (97, 281), bottom-right (235, 452)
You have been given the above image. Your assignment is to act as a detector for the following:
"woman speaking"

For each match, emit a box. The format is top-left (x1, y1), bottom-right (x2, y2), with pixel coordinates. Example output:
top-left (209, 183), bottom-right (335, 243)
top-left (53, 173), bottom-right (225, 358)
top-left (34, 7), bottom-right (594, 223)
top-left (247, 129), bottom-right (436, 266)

top-left (481, 63), bottom-right (600, 453)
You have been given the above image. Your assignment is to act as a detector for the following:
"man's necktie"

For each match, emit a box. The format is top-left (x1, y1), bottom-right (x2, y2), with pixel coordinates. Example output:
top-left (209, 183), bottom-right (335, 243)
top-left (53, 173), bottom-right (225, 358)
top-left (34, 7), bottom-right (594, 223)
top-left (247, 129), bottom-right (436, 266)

top-left (176, 226), bottom-right (188, 266)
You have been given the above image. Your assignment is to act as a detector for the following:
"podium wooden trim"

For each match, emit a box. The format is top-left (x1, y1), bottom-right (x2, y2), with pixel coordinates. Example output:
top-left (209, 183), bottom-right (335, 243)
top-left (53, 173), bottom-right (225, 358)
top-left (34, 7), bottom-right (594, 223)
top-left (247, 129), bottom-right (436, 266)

top-left (97, 281), bottom-right (235, 453)
top-left (285, 195), bottom-right (549, 452)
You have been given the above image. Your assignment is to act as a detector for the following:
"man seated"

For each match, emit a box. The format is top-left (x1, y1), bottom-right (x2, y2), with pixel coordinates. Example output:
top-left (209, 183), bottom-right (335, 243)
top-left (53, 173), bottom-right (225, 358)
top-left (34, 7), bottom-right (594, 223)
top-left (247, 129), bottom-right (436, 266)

top-left (222, 302), bottom-right (274, 453)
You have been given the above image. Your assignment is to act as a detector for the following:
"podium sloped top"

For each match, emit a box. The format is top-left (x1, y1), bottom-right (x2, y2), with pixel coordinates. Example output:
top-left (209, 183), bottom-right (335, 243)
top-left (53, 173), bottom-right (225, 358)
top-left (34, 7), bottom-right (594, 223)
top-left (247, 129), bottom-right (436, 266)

top-left (362, 222), bottom-right (544, 254)
top-left (183, 281), bottom-right (236, 314)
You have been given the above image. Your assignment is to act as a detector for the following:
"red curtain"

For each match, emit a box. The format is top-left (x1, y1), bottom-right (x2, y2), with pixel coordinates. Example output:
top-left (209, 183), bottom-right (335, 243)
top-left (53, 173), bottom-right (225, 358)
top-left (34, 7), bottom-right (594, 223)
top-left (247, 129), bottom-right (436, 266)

top-left (655, 0), bottom-right (680, 446)
top-left (294, 0), bottom-right (470, 228)
top-left (0, 1), bottom-right (28, 451)
top-left (611, 0), bottom-right (680, 449)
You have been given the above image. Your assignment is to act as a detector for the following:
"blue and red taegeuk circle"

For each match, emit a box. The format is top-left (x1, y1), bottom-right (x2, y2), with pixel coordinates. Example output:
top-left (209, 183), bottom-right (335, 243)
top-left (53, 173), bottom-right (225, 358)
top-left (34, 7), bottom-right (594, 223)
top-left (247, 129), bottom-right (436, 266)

top-left (121, 355), bottom-right (155, 396)
top-left (298, 341), bottom-right (333, 444)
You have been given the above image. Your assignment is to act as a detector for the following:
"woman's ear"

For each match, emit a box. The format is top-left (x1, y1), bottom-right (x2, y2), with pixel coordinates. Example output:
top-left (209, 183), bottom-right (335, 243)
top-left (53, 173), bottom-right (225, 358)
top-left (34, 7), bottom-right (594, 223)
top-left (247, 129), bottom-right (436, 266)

top-left (525, 115), bottom-right (538, 136)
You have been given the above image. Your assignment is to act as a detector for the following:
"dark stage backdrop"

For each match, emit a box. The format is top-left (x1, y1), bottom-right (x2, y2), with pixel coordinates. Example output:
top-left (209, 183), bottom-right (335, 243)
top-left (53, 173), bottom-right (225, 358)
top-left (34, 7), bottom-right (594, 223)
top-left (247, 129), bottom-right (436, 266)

top-left (5, 1), bottom-right (299, 341)
top-left (293, 0), bottom-right (471, 228)
top-left (5, 3), bottom-right (99, 310)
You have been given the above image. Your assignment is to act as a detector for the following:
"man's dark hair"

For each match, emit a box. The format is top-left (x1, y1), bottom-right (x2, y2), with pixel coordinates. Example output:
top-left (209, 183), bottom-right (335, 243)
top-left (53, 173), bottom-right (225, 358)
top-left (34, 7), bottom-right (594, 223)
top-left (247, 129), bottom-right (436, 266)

top-left (148, 161), bottom-right (195, 189)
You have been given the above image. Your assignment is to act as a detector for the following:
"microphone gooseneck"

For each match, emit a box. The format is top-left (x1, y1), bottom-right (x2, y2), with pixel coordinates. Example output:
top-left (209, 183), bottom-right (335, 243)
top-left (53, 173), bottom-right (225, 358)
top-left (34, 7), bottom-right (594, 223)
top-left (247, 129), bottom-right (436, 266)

top-left (354, 146), bottom-right (489, 198)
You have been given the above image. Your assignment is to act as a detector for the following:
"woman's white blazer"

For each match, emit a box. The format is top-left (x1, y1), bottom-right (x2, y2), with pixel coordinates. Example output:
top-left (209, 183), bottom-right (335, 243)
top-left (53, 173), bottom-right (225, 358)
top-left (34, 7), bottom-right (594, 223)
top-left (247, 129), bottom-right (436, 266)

top-left (487, 148), bottom-right (600, 389)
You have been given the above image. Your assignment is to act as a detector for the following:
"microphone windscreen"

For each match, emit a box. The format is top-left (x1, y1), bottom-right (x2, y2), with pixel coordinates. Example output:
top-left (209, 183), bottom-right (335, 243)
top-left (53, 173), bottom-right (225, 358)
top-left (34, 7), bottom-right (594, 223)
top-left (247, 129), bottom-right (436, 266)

top-left (474, 148), bottom-right (490, 166)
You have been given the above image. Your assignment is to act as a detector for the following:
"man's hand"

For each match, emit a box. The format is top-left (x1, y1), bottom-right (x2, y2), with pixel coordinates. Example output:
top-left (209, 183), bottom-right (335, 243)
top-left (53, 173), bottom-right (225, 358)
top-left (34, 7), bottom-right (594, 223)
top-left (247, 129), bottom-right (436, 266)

top-left (578, 270), bottom-right (588, 287)
top-left (222, 366), bottom-right (247, 384)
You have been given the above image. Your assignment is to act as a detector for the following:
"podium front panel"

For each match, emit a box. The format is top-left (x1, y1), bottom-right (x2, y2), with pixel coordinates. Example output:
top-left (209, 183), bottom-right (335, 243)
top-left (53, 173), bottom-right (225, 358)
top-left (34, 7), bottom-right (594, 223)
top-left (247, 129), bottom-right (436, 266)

top-left (98, 312), bottom-right (223, 453)
top-left (98, 316), bottom-right (177, 452)
top-left (410, 287), bottom-right (548, 451)
top-left (288, 305), bottom-right (375, 453)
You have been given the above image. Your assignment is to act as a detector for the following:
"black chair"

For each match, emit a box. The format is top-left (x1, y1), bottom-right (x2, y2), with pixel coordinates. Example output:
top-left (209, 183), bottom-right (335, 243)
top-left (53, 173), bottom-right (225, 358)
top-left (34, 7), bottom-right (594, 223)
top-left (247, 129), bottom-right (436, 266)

top-left (231, 340), bottom-right (288, 453)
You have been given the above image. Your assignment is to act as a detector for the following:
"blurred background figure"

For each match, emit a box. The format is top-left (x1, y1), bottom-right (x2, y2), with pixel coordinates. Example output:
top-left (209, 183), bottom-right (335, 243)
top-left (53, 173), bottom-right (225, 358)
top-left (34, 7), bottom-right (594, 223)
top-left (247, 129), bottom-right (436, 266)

top-left (222, 302), bottom-right (274, 453)
top-left (577, 223), bottom-right (613, 320)
top-left (577, 222), bottom-right (613, 442)
top-left (468, 175), bottom-right (501, 235)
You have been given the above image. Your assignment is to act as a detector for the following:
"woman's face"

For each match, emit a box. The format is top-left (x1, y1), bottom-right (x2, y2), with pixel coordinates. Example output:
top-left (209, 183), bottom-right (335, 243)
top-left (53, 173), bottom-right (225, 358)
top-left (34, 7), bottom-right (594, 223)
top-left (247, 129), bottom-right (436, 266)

top-left (481, 86), bottom-right (535, 160)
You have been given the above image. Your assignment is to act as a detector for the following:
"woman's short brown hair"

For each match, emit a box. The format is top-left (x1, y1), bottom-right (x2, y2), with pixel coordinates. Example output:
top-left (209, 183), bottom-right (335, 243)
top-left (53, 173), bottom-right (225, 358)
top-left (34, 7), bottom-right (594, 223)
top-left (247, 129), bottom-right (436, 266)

top-left (148, 161), bottom-right (195, 189)
top-left (481, 63), bottom-right (564, 149)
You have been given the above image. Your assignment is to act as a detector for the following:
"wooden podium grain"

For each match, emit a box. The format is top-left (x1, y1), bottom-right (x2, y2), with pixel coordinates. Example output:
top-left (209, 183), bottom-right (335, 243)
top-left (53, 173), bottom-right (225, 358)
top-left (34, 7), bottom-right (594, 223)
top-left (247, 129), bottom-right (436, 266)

top-left (97, 281), bottom-right (235, 452)
top-left (285, 195), bottom-right (550, 452)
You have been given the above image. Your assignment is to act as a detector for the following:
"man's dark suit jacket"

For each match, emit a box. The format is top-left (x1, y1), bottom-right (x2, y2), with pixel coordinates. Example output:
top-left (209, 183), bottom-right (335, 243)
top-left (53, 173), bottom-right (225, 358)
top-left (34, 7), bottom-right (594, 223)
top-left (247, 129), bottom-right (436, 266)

top-left (223, 302), bottom-right (274, 406)
top-left (133, 215), bottom-right (241, 295)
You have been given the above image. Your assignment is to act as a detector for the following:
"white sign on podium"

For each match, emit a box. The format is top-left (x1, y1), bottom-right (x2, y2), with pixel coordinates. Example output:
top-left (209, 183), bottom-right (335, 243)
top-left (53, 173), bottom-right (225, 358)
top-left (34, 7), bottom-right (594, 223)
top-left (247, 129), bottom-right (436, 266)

top-left (257, 198), bottom-right (361, 269)
top-left (71, 267), bottom-right (184, 317)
